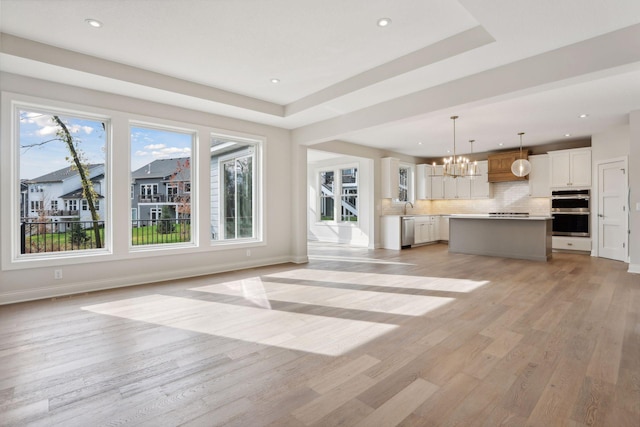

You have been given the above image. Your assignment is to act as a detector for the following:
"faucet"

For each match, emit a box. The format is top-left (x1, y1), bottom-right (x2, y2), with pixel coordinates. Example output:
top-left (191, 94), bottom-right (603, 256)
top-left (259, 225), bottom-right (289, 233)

top-left (403, 201), bottom-right (414, 215)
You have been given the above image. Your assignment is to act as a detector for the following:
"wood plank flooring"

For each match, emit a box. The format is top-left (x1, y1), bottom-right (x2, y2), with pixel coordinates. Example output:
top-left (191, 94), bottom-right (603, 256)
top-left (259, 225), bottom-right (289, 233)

top-left (0, 243), bottom-right (638, 426)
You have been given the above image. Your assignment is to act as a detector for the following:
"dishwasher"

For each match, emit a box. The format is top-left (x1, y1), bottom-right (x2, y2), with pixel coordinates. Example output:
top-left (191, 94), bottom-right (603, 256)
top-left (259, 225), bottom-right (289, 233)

top-left (401, 217), bottom-right (415, 248)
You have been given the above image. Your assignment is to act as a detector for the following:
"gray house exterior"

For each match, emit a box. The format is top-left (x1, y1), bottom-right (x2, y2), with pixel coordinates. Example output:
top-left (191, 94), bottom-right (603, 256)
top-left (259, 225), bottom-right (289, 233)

top-left (24, 164), bottom-right (106, 231)
top-left (131, 158), bottom-right (191, 224)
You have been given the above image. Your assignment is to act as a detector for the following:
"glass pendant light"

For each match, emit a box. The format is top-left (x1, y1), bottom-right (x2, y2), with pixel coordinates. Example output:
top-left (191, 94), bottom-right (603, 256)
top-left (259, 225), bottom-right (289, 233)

top-left (468, 139), bottom-right (479, 177)
top-left (511, 132), bottom-right (531, 177)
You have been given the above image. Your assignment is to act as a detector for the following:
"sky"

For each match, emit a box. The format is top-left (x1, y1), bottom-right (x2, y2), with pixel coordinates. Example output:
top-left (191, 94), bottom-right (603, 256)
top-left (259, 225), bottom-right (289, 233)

top-left (19, 109), bottom-right (192, 179)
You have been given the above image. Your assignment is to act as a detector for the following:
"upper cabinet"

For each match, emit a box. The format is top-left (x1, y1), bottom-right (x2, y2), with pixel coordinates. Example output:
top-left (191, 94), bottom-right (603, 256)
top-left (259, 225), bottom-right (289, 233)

top-left (430, 165), bottom-right (444, 200)
top-left (416, 164), bottom-right (433, 200)
top-left (444, 176), bottom-right (469, 199)
top-left (548, 148), bottom-right (591, 188)
top-left (470, 160), bottom-right (492, 198)
top-left (416, 161), bottom-right (490, 200)
top-left (488, 150), bottom-right (528, 182)
top-left (381, 157), bottom-right (400, 199)
top-left (528, 154), bottom-right (551, 197)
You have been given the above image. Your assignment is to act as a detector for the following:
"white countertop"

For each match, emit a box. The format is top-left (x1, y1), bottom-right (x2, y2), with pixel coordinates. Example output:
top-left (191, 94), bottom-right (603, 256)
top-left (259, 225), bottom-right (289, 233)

top-left (449, 214), bottom-right (552, 221)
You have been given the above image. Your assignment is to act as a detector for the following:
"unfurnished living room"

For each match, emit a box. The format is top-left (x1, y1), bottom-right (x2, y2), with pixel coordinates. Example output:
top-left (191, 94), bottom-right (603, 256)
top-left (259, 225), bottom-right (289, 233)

top-left (1, 1), bottom-right (639, 426)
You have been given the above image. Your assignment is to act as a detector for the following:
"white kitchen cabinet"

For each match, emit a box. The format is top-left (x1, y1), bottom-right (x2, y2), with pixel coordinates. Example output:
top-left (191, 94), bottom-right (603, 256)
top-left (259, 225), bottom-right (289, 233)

top-left (380, 215), bottom-right (401, 250)
top-left (528, 154), bottom-right (551, 197)
top-left (470, 161), bottom-right (492, 198)
top-left (416, 164), bottom-right (433, 200)
top-left (438, 216), bottom-right (449, 241)
top-left (431, 165), bottom-right (444, 200)
top-left (444, 176), bottom-right (471, 199)
top-left (548, 148), bottom-right (591, 188)
top-left (381, 157), bottom-right (400, 199)
top-left (552, 236), bottom-right (591, 252)
top-left (414, 216), bottom-right (439, 244)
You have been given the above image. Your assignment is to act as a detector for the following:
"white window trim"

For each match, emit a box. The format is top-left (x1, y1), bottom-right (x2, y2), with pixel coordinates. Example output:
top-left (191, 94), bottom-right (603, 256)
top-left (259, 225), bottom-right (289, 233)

top-left (1, 94), bottom-right (113, 269)
top-left (393, 162), bottom-right (416, 204)
top-left (0, 92), bottom-right (268, 271)
top-left (210, 130), bottom-right (264, 246)
top-left (128, 121), bottom-right (197, 252)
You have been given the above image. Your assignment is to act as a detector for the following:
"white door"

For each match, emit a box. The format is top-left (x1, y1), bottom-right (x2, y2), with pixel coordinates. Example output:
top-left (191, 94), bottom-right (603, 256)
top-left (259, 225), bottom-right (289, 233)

top-left (597, 159), bottom-right (627, 261)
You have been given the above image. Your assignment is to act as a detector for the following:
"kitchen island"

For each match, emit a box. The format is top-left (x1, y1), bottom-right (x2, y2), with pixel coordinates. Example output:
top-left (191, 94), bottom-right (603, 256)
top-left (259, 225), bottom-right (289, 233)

top-left (449, 214), bottom-right (552, 261)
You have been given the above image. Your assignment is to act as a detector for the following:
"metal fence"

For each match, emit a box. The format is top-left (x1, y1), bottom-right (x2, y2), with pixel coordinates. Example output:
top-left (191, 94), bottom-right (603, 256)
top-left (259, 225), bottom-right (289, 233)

top-left (131, 218), bottom-right (191, 245)
top-left (21, 220), bottom-right (105, 254)
top-left (20, 218), bottom-right (192, 253)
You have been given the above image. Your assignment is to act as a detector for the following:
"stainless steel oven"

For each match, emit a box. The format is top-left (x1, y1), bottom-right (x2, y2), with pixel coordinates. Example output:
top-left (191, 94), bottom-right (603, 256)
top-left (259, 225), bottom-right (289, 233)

top-left (551, 189), bottom-right (590, 237)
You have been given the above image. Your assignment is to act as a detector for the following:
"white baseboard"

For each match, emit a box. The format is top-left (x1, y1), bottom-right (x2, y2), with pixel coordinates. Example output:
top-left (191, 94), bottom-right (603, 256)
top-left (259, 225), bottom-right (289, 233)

top-left (0, 255), bottom-right (294, 305)
top-left (628, 263), bottom-right (640, 274)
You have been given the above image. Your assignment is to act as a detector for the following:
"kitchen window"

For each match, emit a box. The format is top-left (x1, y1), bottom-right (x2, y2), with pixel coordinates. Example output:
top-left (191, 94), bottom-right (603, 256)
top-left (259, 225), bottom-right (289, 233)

top-left (397, 163), bottom-right (414, 203)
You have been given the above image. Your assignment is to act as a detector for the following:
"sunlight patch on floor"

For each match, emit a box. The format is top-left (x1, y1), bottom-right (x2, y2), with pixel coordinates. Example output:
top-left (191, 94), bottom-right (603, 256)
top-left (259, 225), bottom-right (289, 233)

top-left (192, 277), bottom-right (454, 316)
top-left (82, 294), bottom-right (399, 356)
top-left (266, 269), bottom-right (489, 293)
top-left (308, 255), bottom-right (415, 266)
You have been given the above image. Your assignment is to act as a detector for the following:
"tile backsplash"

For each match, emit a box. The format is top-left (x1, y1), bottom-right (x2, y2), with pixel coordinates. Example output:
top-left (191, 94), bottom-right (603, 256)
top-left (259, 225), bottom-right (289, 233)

top-left (382, 181), bottom-right (551, 216)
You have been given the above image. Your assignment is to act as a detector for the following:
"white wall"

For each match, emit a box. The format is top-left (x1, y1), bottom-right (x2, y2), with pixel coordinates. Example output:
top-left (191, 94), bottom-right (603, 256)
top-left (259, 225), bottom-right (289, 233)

top-left (592, 124), bottom-right (630, 160)
top-left (629, 111), bottom-right (640, 273)
top-left (307, 152), bottom-right (374, 247)
top-left (0, 73), bottom-right (297, 304)
top-left (591, 120), bottom-right (640, 273)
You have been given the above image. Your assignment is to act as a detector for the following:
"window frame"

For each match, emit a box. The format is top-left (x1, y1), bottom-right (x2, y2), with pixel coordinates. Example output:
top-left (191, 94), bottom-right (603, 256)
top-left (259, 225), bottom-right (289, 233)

top-left (395, 162), bottom-right (415, 204)
top-left (1, 96), bottom-right (113, 268)
top-left (210, 131), bottom-right (264, 246)
top-left (0, 93), bottom-right (268, 271)
top-left (315, 163), bottom-right (359, 225)
top-left (129, 121), bottom-right (197, 251)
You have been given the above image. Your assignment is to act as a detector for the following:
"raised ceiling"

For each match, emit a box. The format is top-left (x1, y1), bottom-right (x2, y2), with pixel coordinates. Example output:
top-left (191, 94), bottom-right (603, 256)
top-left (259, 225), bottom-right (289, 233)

top-left (1, 0), bottom-right (639, 158)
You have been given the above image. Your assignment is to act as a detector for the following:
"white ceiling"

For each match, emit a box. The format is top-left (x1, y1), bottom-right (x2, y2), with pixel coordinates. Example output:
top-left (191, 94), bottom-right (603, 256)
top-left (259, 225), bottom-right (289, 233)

top-left (1, 0), bottom-right (639, 158)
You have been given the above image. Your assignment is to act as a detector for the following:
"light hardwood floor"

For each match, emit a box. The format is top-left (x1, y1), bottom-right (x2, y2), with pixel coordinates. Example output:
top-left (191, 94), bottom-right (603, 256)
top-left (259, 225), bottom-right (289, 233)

top-left (1, 243), bottom-right (638, 426)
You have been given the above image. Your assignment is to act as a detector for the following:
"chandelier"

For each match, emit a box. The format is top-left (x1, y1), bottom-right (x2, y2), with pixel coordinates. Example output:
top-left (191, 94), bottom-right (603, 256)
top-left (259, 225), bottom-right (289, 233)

top-left (511, 132), bottom-right (531, 177)
top-left (442, 115), bottom-right (474, 178)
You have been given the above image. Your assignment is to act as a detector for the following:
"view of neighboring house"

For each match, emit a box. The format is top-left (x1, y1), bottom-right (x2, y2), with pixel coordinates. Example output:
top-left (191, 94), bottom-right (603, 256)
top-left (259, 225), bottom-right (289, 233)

top-left (131, 158), bottom-right (191, 224)
top-left (23, 164), bottom-right (106, 231)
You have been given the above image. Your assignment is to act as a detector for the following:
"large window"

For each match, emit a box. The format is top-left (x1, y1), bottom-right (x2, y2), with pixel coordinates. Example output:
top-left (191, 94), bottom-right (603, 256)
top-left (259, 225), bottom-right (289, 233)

top-left (210, 134), bottom-right (261, 242)
top-left (130, 125), bottom-right (193, 247)
top-left (17, 107), bottom-right (108, 255)
top-left (318, 167), bottom-right (358, 223)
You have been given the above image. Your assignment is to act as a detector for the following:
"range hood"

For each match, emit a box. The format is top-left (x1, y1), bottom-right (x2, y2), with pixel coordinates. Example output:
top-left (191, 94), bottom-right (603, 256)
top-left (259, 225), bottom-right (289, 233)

top-left (488, 150), bottom-right (529, 182)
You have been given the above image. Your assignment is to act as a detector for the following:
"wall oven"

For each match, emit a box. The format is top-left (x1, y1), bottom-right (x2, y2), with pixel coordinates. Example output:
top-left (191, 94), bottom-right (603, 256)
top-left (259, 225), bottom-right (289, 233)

top-left (551, 189), bottom-right (590, 237)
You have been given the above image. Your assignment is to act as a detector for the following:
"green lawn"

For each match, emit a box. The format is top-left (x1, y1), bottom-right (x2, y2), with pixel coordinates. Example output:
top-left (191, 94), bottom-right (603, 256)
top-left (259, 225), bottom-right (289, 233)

top-left (23, 224), bottom-right (191, 253)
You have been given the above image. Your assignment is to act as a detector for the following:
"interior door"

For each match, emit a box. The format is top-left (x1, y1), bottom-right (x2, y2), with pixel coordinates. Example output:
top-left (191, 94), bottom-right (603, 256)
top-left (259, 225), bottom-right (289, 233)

top-left (597, 159), bottom-right (627, 261)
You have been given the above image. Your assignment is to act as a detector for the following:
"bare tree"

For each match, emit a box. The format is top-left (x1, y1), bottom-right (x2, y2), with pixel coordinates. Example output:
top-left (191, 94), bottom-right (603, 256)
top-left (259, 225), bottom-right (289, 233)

top-left (51, 116), bottom-right (102, 248)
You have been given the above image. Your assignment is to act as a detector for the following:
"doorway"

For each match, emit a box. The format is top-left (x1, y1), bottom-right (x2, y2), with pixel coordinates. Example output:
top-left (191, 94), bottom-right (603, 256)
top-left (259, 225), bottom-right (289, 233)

top-left (596, 158), bottom-right (628, 262)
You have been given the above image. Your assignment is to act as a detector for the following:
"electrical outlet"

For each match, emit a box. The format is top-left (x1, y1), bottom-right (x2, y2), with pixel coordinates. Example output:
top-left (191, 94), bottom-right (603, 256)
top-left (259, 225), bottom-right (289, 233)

top-left (246, 249), bottom-right (251, 257)
top-left (54, 269), bottom-right (63, 280)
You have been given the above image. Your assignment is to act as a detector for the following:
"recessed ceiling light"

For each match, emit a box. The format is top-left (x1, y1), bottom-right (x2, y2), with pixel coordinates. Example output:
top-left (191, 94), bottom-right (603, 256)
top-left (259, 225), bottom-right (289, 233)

top-left (418, 141), bottom-right (423, 145)
top-left (498, 143), bottom-right (504, 146)
top-left (85, 18), bottom-right (102, 28)
top-left (564, 133), bottom-right (571, 137)
top-left (579, 113), bottom-right (589, 118)
top-left (377, 18), bottom-right (391, 27)
top-left (270, 78), bottom-right (280, 84)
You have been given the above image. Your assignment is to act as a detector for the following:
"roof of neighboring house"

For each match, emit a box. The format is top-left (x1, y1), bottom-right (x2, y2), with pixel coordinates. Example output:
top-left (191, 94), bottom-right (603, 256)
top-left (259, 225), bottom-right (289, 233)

top-left (59, 174), bottom-right (105, 199)
top-left (131, 158), bottom-right (190, 181)
top-left (27, 164), bottom-right (104, 183)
